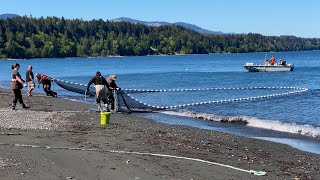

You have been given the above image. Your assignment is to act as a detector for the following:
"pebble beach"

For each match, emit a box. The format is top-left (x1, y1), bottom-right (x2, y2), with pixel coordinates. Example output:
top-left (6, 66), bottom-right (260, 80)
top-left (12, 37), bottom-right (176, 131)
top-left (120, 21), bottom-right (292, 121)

top-left (0, 88), bottom-right (320, 179)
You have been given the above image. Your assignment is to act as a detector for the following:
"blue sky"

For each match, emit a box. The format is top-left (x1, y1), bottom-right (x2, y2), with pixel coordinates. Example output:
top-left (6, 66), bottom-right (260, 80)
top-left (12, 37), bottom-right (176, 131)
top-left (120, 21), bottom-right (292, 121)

top-left (1, 0), bottom-right (319, 38)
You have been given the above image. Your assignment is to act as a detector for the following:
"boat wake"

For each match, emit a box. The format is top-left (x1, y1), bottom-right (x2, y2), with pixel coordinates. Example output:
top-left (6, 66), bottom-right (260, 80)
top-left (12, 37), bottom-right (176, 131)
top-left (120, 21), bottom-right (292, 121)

top-left (161, 110), bottom-right (320, 138)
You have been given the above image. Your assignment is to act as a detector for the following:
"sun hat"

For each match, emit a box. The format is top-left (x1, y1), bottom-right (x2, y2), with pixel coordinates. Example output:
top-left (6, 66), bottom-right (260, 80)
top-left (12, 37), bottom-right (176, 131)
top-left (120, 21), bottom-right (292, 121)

top-left (108, 74), bottom-right (116, 80)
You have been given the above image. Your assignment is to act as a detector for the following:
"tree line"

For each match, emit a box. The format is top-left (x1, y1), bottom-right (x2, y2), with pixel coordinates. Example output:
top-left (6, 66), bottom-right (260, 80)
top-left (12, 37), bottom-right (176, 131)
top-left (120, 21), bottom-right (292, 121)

top-left (0, 16), bottom-right (319, 59)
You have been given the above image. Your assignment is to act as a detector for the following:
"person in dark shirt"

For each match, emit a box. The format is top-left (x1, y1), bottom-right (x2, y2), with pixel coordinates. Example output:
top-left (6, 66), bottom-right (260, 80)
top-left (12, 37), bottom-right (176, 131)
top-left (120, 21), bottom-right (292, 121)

top-left (11, 63), bottom-right (29, 110)
top-left (36, 73), bottom-right (57, 97)
top-left (107, 74), bottom-right (120, 111)
top-left (87, 71), bottom-right (111, 112)
top-left (25, 65), bottom-right (35, 96)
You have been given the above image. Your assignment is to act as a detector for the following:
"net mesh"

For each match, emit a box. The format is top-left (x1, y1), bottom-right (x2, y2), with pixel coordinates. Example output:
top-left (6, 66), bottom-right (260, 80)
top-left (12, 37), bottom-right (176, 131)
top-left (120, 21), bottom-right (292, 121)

top-left (54, 79), bottom-right (308, 113)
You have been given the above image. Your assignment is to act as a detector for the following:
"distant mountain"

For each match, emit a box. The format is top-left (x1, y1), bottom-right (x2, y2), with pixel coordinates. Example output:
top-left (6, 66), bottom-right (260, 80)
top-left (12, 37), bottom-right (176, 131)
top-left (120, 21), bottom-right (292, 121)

top-left (111, 17), bottom-right (228, 35)
top-left (0, 13), bottom-right (20, 19)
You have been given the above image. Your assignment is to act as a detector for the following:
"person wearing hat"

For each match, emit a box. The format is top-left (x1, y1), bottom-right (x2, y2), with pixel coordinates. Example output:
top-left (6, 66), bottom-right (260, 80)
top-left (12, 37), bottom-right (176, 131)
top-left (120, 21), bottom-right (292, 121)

top-left (107, 74), bottom-right (120, 111)
top-left (36, 73), bottom-right (57, 97)
top-left (87, 71), bottom-right (111, 112)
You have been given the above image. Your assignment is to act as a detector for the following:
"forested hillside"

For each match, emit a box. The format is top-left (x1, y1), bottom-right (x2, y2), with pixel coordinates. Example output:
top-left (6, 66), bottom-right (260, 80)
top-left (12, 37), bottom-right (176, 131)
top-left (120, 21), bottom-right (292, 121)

top-left (0, 16), bottom-right (319, 59)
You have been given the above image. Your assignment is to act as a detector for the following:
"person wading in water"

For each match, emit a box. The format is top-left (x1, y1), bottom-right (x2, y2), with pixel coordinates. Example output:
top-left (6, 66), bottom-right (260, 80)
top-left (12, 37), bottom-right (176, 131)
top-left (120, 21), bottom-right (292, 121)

top-left (11, 63), bottom-right (29, 110)
top-left (87, 71), bottom-right (111, 112)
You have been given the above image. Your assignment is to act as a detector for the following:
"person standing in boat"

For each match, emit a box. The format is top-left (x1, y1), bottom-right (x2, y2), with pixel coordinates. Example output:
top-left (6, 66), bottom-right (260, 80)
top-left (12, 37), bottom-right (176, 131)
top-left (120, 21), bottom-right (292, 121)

top-left (11, 63), bottom-right (29, 110)
top-left (87, 71), bottom-right (111, 112)
top-left (270, 56), bottom-right (276, 65)
top-left (279, 59), bottom-right (283, 65)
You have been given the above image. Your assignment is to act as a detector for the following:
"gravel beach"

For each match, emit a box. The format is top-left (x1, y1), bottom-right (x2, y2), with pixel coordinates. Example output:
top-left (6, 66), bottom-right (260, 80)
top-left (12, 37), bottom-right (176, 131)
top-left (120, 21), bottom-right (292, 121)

top-left (0, 88), bottom-right (320, 180)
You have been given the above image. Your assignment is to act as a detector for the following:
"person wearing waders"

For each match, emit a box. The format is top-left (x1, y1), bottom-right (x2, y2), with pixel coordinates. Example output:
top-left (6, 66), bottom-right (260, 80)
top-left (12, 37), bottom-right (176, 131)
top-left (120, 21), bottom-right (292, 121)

top-left (87, 71), bottom-right (111, 112)
top-left (107, 74), bottom-right (120, 111)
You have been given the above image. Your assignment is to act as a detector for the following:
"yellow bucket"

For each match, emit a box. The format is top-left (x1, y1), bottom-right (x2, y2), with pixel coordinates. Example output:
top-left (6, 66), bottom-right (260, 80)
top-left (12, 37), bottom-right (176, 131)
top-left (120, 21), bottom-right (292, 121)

top-left (100, 112), bottom-right (111, 125)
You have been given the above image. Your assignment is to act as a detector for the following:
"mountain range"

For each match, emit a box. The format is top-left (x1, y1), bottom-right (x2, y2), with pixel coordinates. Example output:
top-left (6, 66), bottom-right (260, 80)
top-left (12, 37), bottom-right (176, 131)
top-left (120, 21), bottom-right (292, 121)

top-left (0, 14), bottom-right (228, 35)
top-left (0, 13), bottom-right (20, 19)
top-left (111, 17), bottom-right (229, 35)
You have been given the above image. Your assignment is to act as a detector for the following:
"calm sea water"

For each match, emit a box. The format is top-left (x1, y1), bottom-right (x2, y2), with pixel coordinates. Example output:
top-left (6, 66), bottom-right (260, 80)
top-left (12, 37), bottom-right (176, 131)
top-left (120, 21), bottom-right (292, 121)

top-left (1, 51), bottom-right (320, 154)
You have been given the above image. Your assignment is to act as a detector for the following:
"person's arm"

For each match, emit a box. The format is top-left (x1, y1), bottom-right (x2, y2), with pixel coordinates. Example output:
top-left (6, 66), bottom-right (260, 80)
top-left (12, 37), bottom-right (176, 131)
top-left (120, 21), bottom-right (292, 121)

top-left (15, 76), bottom-right (24, 84)
top-left (103, 77), bottom-right (111, 90)
top-left (110, 81), bottom-right (119, 89)
top-left (37, 76), bottom-right (42, 84)
top-left (87, 76), bottom-right (95, 91)
top-left (36, 76), bottom-right (42, 88)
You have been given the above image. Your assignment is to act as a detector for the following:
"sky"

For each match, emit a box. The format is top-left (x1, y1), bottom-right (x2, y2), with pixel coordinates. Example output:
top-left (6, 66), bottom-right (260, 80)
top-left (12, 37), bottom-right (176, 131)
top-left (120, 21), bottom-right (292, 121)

top-left (1, 0), bottom-right (319, 38)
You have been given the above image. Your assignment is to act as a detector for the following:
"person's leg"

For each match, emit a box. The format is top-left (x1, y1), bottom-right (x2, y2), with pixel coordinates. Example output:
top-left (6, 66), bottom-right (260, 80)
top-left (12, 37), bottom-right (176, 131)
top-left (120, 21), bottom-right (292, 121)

top-left (95, 85), bottom-right (103, 112)
top-left (102, 98), bottom-right (110, 112)
top-left (27, 82), bottom-right (31, 96)
top-left (43, 84), bottom-right (50, 96)
top-left (28, 81), bottom-right (34, 96)
top-left (12, 89), bottom-right (19, 109)
top-left (102, 88), bottom-right (110, 112)
top-left (13, 89), bottom-right (28, 109)
top-left (108, 92), bottom-right (115, 110)
top-left (17, 90), bottom-right (28, 108)
top-left (48, 82), bottom-right (53, 96)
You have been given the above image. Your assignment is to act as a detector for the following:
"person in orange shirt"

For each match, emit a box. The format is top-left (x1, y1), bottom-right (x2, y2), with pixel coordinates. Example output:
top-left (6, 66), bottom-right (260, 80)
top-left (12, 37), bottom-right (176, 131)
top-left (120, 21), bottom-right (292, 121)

top-left (270, 56), bottom-right (276, 65)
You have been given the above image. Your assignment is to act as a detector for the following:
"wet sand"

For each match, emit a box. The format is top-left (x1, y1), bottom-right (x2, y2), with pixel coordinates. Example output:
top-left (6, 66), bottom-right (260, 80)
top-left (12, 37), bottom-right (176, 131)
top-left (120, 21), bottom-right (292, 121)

top-left (0, 88), bottom-right (320, 179)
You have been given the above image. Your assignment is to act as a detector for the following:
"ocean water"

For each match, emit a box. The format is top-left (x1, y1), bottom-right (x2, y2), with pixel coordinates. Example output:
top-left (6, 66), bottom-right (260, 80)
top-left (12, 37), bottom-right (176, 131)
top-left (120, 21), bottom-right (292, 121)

top-left (1, 51), bottom-right (320, 154)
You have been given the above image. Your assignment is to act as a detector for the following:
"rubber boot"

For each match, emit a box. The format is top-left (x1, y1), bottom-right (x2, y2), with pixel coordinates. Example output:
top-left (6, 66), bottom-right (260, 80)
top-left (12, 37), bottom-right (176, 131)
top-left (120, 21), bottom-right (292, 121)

top-left (111, 102), bottom-right (115, 111)
top-left (97, 103), bottom-right (102, 112)
top-left (22, 103), bottom-right (29, 109)
top-left (12, 103), bottom-right (16, 110)
top-left (104, 103), bottom-right (110, 112)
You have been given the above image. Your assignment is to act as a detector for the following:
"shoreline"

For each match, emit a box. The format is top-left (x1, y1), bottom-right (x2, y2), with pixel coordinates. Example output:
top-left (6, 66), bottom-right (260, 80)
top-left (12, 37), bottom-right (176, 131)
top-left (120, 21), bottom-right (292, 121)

top-left (150, 111), bottom-right (320, 154)
top-left (1, 50), bottom-right (320, 61)
top-left (1, 88), bottom-right (320, 179)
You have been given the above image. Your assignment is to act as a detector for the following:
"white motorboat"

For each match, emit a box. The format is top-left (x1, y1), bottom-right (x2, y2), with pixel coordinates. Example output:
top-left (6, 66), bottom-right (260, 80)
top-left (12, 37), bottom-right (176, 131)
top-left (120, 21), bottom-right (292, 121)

top-left (244, 62), bottom-right (294, 72)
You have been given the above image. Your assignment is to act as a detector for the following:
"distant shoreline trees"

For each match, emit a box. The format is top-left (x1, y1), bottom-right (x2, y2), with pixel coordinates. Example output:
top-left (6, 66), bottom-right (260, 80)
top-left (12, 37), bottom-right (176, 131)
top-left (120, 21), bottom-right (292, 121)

top-left (0, 16), bottom-right (319, 59)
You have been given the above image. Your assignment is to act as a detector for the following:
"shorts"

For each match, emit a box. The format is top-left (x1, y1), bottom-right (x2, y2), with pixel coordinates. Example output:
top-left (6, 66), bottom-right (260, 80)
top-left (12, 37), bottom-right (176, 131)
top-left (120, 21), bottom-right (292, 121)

top-left (28, 81), bottom-right (35, 90)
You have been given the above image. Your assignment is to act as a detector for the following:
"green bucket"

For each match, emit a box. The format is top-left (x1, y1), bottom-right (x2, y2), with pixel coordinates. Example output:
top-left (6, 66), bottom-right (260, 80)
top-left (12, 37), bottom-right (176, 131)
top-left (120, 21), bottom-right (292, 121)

top-left (100, 112), bottom-right (111, 125)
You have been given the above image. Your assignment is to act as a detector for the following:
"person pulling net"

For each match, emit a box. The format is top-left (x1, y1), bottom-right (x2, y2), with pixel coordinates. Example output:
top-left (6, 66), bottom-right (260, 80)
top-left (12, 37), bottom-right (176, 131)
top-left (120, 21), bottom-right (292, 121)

top-left (36, 73), bottom-right (57, 97)
top-left (87, 71), bottom-right (111, 112)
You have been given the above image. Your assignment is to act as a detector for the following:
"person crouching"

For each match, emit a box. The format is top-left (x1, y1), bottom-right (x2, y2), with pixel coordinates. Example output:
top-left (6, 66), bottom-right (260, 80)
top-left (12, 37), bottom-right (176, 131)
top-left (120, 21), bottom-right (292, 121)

top-left (87, 71), bottom-right (111, 112)
top-left (36, 73), bottom-right (57, 97)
